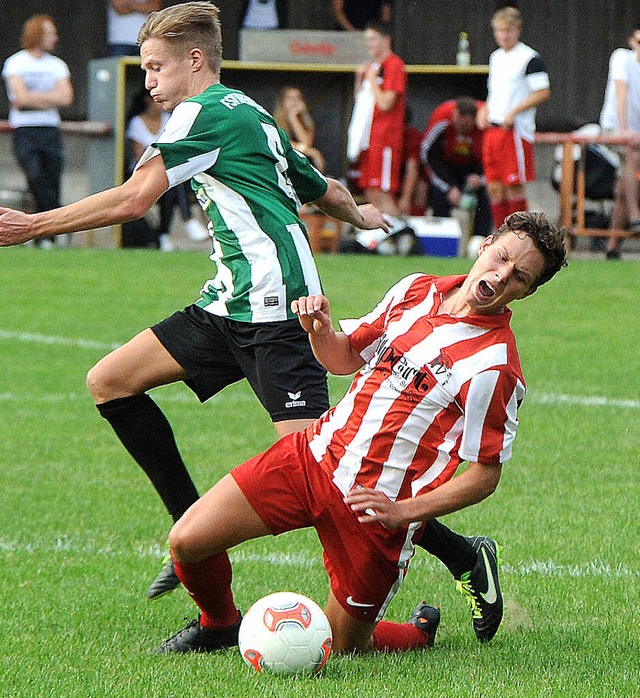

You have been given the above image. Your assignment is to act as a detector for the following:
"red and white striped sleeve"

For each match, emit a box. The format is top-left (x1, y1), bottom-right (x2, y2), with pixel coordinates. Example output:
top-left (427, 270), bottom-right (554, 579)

top-left (458, 368), bottom-right (525, 465)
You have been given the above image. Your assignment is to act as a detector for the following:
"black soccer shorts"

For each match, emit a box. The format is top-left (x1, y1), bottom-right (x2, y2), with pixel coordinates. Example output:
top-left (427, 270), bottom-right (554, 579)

top-left (151, 304), bottom-right (329, 422)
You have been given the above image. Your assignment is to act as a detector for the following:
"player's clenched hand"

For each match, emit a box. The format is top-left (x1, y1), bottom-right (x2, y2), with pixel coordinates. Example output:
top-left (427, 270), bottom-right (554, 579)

top-left (291, 295), bottom-right (333, 335)
top-left (0, 208), bottom-right (35, 246)
top-left (344, 486), bottom-right (408, 529)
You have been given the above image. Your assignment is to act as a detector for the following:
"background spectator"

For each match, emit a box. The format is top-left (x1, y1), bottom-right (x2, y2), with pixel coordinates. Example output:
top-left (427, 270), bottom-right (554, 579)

top-left (107, 0), bottom-right (162, 57)
top-left (421, 96), bottom-right (492, 236)
top-left (348, 20), bottom-right (406, 217)
top-left (273, 86), bottom-right (326, 171)
top-left (398, 109), bottom-right (427, 216)
top-left (476, 6), bottom-right (550, 229)
top-left (241, 0), bottom-right (287, 30)
top-left (2, 14), bottom-right (73, 249)
top-left (123, 89), bottom-right (209, 249)
top-left (599, 23), bottom-right (640, 259)
top-left (332, 0), bottom-right (393, 31)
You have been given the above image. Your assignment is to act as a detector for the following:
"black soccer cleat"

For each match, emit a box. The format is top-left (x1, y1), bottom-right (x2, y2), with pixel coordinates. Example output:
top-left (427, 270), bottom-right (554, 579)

top-left (154, 614), bottom-right (242, 654)
top-left (408, 602), bottom-right (441, 647)
top-left (456, 536), bottom-right (503, 643)
top-left (147, 558), bottom-right (181, 600)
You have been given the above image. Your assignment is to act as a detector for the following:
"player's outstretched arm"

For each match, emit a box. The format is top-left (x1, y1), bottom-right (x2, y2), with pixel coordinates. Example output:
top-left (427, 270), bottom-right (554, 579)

top-left (312, 178), bottom-right (389, 232)
top-left (0, 156), bottom-right (169, 247)
top-left (292, 295), bottom-right (364, 376)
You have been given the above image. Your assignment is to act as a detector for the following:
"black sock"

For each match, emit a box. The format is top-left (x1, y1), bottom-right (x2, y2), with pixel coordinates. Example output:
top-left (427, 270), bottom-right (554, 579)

top-left (417, 519), bottom-right (477, 579)
top-left (97, 394), bottom-right (200, 522)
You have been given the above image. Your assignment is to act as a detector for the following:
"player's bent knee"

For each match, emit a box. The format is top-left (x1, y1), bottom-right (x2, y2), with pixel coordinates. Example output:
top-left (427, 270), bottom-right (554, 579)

top-left (168, 519), bottom-right (208, 563)
top-left (86, 360), bottom-right (133, 403)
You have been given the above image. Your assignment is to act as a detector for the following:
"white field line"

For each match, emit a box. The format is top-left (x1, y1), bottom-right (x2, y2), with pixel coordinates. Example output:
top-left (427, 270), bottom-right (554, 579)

top-left (0, 537), bottom-right (636, 578)
top-left (2, 328), bottom-right (639, 410)
top-left (0, 329), bottom-right (120, 351)
top-left (1, 389), bottom-right (638, 410)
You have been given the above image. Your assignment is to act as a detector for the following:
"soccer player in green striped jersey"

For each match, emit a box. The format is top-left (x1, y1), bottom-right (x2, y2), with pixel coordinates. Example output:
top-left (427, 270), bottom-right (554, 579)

top-left (0, 0), bottom-right (388, 590)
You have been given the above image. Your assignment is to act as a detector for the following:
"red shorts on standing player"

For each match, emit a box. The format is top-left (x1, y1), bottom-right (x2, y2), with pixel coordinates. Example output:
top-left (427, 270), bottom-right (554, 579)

top-left (482, 126), bottom-right (536, 186)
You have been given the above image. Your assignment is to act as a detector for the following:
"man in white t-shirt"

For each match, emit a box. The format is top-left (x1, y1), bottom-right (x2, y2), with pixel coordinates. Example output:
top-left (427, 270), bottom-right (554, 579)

top-left (2, 14), bottom-right (73, 248)
top-left (476, 7), bottom-right (550, 231)
top-left (599, 25), bottom-right (640, 258)
top-left (107, 0), bottom-right (162, 56)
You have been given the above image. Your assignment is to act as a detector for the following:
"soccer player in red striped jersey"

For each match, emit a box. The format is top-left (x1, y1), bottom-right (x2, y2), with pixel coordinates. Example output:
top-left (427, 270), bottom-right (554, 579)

top-left (156, 211), bottom-right (567, 655)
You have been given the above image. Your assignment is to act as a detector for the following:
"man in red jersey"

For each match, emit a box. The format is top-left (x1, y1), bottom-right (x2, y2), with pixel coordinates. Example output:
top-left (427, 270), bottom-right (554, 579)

top-left (421, 96), bottom-right (492, 236)
top-left (154, 212), bottom-right (567, 656)
top-left (353, 20), bottom-right (406, 216)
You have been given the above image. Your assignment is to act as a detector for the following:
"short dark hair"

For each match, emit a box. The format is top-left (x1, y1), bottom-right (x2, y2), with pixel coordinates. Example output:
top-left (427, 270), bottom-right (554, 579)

top-left (494, 211), bottom-right (568, 287)
top-left (455, 96), bottom-right (478, 117)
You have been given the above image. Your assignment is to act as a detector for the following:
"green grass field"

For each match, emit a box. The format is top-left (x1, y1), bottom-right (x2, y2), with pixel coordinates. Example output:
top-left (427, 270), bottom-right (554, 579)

top-left (0, 248), bottom-right (637, 697)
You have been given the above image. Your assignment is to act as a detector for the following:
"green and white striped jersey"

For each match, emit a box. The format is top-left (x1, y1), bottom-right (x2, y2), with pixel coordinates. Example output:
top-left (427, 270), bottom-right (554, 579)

top-left (137, 83), bottom-right (328, 322)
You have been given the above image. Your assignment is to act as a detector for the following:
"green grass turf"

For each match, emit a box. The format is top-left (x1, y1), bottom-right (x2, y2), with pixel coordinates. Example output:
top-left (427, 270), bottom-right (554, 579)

top-left (0, 248), bottom-right (638, 697)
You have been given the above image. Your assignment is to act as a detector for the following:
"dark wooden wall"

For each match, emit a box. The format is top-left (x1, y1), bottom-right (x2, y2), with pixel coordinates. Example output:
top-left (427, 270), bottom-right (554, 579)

top-left (0, 0), bottom-right (637, 131)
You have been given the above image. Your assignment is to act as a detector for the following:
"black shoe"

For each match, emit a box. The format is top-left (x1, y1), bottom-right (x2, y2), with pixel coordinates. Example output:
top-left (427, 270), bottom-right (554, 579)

top-left (408, 602), bottom-right (441, 647)
top-left (605, 248), bottom-right (621, 260)
top-left (147, 558), bottom-right (181, 600)
top-left (154, 614), bottom-right (242, 654)
top-left (456, 536), bottom-right (503, 643)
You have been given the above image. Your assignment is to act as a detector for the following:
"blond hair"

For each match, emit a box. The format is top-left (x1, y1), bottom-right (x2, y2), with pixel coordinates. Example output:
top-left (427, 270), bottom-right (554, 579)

top-left (137, 1), bottom-right (222, 74)
top-left (492, 6), bottom-right (522, 29)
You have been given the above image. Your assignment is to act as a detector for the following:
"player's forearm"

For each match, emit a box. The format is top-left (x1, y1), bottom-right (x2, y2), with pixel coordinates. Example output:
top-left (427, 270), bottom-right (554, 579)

top-left (310, 329), bottom-right (364, 376)
top-left (400, 461), bottom-right (501, 523)
top-left (15, 82), bottom-right (73, 110)
top-left (313, 178), bottom-right (364, 226)
top-left (24, 184), bottom-right (153, 241)
top-left (512, 87), bottom-right (551, 116)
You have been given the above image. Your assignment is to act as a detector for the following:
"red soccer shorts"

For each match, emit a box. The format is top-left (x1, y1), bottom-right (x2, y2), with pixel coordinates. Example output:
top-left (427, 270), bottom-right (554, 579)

top-left (231, 430), bottom-right (419, 622)
top-left (358, 142), bottom-right (402, 194)
top-left (482, 126), bottom-right (536, 186)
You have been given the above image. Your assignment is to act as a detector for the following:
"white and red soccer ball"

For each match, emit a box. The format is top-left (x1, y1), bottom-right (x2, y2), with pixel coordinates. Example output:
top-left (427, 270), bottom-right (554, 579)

top-left (238, 591), bottom-right (333, 675)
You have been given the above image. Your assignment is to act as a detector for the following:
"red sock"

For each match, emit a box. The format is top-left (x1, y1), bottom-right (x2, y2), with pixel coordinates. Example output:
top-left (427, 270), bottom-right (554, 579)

top-left (173, 553), bottom-right (240, 630)
top-left (505, 197), bottom-right (528, 216)
top-left (490, 200), bottom-right (510, 230)
top-left (371, 621), bottom-right (432, 652)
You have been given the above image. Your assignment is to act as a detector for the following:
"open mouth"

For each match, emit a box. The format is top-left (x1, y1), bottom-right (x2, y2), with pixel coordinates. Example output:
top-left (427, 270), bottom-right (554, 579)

top-left (478, 279), bottom-right (495, 299)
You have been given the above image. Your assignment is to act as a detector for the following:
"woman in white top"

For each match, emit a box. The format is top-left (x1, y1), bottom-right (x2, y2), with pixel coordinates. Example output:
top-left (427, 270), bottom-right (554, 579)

top-left (124, 90), bottom-right (209, 249)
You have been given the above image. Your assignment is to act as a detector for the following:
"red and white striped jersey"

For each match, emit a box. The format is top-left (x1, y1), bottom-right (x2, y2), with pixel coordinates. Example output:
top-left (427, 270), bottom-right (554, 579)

top-left (306, 273), bottom-right (526, 502)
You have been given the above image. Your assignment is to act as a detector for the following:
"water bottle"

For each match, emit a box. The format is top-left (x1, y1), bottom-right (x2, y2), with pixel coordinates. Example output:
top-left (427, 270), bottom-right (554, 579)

top-left (459, 184), bottom-right (477, 211)
top-left (456, 32), bottom-right (470, 67)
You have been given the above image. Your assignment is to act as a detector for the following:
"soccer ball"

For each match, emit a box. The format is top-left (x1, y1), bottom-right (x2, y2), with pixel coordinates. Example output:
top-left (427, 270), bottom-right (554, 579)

top-left (238, 591), bottom-right (333, 675)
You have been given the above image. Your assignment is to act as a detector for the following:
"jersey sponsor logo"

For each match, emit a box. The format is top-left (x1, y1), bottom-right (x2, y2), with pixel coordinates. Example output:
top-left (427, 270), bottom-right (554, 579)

top-left (429, 351), bottom-right (453, 386)
top-left (372, 333), bottom-right (436, 399)
top-left (285, 391), bottom-right (306, 409)
top-left (263, 296), bottom-right (280, 307)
